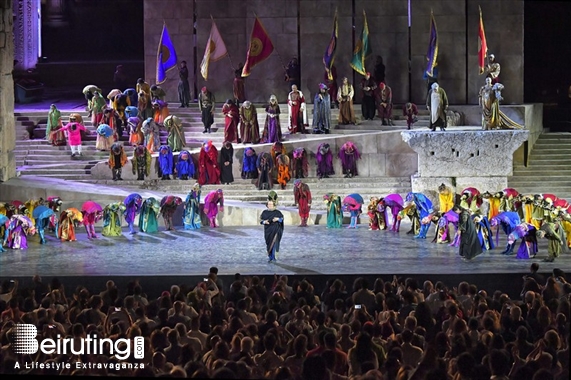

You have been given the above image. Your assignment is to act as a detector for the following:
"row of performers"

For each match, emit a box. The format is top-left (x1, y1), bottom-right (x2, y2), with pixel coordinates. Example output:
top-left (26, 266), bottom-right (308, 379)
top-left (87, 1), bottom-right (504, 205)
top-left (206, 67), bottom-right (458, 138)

top-left (0, 187), bottom-right (224, 251)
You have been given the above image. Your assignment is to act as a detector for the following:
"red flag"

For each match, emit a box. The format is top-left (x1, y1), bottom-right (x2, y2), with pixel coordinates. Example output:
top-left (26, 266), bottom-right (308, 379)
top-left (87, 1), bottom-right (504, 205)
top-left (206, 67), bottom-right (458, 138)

top-left (478, 6), bottom-right (488, 74)
top-left (241, 17), bottom-right (275, 77)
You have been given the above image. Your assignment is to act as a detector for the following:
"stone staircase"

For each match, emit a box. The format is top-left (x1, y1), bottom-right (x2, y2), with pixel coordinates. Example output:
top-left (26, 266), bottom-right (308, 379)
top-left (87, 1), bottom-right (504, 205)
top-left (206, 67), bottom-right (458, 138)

top-left (508, 132), bottom-right (571, 200)
top-left (14, 104), bottom-right (431, 180)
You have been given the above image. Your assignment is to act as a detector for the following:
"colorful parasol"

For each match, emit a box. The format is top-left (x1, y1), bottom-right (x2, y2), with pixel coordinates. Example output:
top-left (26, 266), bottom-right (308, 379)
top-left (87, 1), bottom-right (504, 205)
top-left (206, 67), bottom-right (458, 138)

top-left (502, 188), bottom-right (519, 199)
top-left (343, 193), bottom-right (364, 211)
top-left (64, 207), bottom-right (84, 222)
top-left (124, 193), bottom-right (143, 207)
top-left (11, 200), bottom-right (23, 208)
top-left (10, 214), bottom-right (34, 228)
top-left (81, 201), bottom-right (103, 214)
top-left (32, 205), bottom-right (55, 221)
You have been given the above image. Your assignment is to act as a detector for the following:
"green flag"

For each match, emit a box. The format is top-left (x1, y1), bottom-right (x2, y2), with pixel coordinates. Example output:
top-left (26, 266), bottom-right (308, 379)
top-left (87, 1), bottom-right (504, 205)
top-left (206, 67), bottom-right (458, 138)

top-left (350, 10), bottom-right (372, 76)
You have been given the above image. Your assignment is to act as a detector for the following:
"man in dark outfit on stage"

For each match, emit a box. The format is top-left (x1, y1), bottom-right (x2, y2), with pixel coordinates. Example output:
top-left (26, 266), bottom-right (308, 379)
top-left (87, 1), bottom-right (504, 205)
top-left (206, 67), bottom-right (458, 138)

top-left (261, 200), bottom-right (284, 263)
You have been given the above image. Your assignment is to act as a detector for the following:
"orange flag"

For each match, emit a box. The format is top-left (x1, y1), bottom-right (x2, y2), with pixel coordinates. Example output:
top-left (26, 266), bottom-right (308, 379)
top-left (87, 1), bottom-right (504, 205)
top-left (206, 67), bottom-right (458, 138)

top-left (478, 6), bottom-right (488, 74)
top-left (241, 17), bottom-right (275, 77)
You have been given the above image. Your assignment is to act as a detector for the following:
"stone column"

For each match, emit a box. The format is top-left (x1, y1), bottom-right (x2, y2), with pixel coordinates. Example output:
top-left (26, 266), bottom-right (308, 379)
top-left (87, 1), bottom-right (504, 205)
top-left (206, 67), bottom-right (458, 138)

top-left (13, 0), bottom-right (40, 70)
top-left (401, 130), bottom-right (529, 206)
top-left (0, 0), bottom-right (16, 182)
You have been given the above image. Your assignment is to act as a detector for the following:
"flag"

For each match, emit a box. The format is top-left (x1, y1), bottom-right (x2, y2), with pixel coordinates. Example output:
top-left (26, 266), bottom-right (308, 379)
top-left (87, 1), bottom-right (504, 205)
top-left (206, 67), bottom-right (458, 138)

top-left (200, 19), bottom-right (228, 80)
top-left (425, 12), bottom-right (438, 77)
top-left (241, 17), bottom-right (275, 77)
top-left (323, 10), bottom-right (338, 81)
top-left (478, 6), bottom-right (488, 74)
top-left (350, 10), bottom-right (372, 76)
top-left (156, 24), bottom-right (178, 84)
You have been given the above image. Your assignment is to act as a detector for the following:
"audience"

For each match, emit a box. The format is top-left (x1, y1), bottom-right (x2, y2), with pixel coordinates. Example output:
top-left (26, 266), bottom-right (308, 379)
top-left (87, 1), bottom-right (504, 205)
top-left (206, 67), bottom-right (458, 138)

top-left (0, 268), bottom-right (568, 379)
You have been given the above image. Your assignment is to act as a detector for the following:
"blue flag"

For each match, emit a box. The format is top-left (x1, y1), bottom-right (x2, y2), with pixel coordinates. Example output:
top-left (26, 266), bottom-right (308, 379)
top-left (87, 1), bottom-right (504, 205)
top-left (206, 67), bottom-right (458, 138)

top-left (425, 13), bottom-right (438, 78)
top-left (156, 24), bottom-right (178, 84)
top-left (323, 10), bottom-right (338, 80)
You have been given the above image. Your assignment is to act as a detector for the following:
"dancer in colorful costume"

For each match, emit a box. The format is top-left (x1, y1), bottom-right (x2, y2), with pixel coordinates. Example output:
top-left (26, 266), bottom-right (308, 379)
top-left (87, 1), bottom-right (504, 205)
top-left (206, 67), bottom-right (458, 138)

top-left (142, 117), bottom-right (160, 154)
top-left (437, 184), bottom-right (455, 213)
top-left (81, 201), bottom-right (103, 239)
top-left (538, 219), bottom-right (567, 262)
top-left (198, 141), bottom-right (220, 185)
top-left (434, 209), bottom-right (460, 245)
top-left (222, 99), bottom-right (240, 143)
top-left (276, 154), bottom-right (291, 190)
top-left (46, 104), bottom-right (66, 146)
top-left (367, 197), bottom-right (384, 230)
top-left (132, 145), bottom-right (152, 181)
top-left (241, 147), bottom-right (258, 180)
top-left (316, 143), bottom-right (334, 179)
top-left (156, 145), bottom-right (174, 180)
top-left (490, 211), bottom-right (521, 255)
top-left (176, 150), bottom-right (195, 180)
top-left (508, 223), bottom-right (538, 259)
top-left (123, 193), bottom-right (143, 234)
top-left (454, 205), bottom-right (482, 261)
top-left (402, 102), bottom-right (418, 130)
top-left (343, 193), bottom-right (364, 229)
top-left (293, 179), bottom-right (312, 227)
top-left (160, 195), bottom-right (183, 231)
top-left (164, 115), bottom-right (186, 152)
top-left (58, 208), bottom-right (83, 242)
top-left (323, 193), bottom-right (343, 229)
top-left (261, 200), bottom-right (284, 263)
top-left (102, 202), bottom-right (126, 237)
top-left (239, 101), bottom-right (260, 143)
top-left (32, 205), bottom-right (56, 244)
top-left (96, 123), bottom-right (116, 151)
top-left (108, 143), bottom-right (128, 181)
top-left (183, 183), bottom-right (202, 230)
top-left (139, 197), bottom-right (160, 233)
top-left (404, 192), bottom-right (434, 239)
top-left (473, 212), bottom-right (495, 251)
top-left (204, 189), bottom-right (224, 228)
top-left (5, 215), bottom-right (36, 249)
top-left (262, 95), bottom-right (282, 143)
top-left (338, 141), bottom-right (361, 178)
top-left (378, 193), bottom-right (404, 232)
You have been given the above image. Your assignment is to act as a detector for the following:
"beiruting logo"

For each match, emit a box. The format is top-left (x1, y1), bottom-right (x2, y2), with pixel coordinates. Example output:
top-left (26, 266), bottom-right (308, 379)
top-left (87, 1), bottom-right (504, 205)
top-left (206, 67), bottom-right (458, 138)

top-left (11, 324), bottom-right (144, 370)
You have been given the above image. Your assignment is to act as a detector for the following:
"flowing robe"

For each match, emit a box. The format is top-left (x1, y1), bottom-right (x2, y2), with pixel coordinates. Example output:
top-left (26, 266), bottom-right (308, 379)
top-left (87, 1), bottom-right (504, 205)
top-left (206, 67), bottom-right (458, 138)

top-left (262, 103), bottom-right (282, 143)
top-left (288, 90), bottom-right (307, 133)
top-left (198, 145), bottom-right (220, 185)
top-left (183, 190), bottom-right (202, 230)
top-left (260, 208), bottom-right (284, 258)
top-left (294, 183), bottom-right (312, 218)
top-left (239, 105), bottom-right (260, 144)
top-left (222, 103), bottom-right (240, 143)
top-left (337, 83), bottom-right (356, 124)
top-left (312, 92), bottom-right (331, 133)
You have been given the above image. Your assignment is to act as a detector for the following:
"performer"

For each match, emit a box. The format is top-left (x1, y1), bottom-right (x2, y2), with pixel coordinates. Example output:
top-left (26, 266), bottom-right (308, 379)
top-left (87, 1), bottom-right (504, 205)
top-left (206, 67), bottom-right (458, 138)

top-left (426, 82), bottom-right (448, 131)
top-left (377, 82), bottom-right (393, 125)
top-left (241, 147), bottom-right (258, 180)
top-left (60, 116), bottom-right (87, 157)
top-left (292, 147), bottom-right (308, 179)
top-left (160, 195), bottom-right (183, 231)
top-left (312, 83), bottom-right (332, 134)
top-left (204, 189), bottom-right (224, 228)
top-left (490, 211), bottom-right (521, 255)
top-left (324, 65), bottom-right (339, 109)
top-left (437, 183), bottom-right (455, 213)
top-left (90, 91), bottom-right (106, 127)
top-left (82, 207), bottom-right (103, 240)
top-left (479, 77), bottom-right (523, 130)
top-left (276, 153), bottom-right (291, 190)
top-left (96, 123), bottom-right (116, 152)
top-left (337, 77), bottom-right (356, 125)
top-left (142, 117), bottom-right (160, 154)
top-left (82, 84), bottom-right (102, 116)
top-left (123, 88), bottom-right (138, 108)
top-left (34, 210), bottom-right (56, 245)
top-left (508, 223), bottom-right (538, 260)
top-left (108, 143), bottom-right (128, 181)
top-left (343, 194), bottom-right (363, 229)
top-left (233, 63), bottom-right (246, 107)
top-left (405, 192), bottom-right (434, 239)
top-left (271, 142), bottom-right (287, 178)
top-left (102, 202), bottom-right (125, 237)
top-left (139, 197), bottom-right (160, 233)
top-left (268, 190), bottom-right (279, 205)
top-left (222, 99), bottom-right (240, 144)
top-left (176, 150), bottom-right (195, 180)
top-left (219, 141), bottom-right (234, 185)
top-left (58, 208), bottom-right (82, 242)
top-left (287, 85), bottom-right (308, 134)
top-left (126, 109), bottom-right (143, 146)
top-left (199, 86), bottom-right (215, 133)
top-left (338, 141), bottom-right (361, 178)
top-left (47, 197), bottom-right (63, 231)
top-left (156, 145), bottom-right (174, 180)
top-left (198, 141), bottom-right (220, 185)
top-left (132, 145), bottom-right (152, 181)
top-left (164, 115), bottom-right (186, 152)
top-left (459, 187), bottom-right (483, 214)
top-left (239, 101), bottom-right (260, 144)
top-left (123, 193), bottom-right (143, 235)
top-left (485, 54), bottom-right (501, 84)
top-left (136, 78), bottom-right (151, 97)
top-left (377, 193), bottom-right (404, 232)
top-left (316, 143), bottom-right (334, 179)
top-left (46, 104), bottom-right (65, 146)
top-left (152, 99), bottom-right (170, 126)
top-left (138, 91), bottom-right (154, 120)
top-left (434, 209), bottom-right (460, 245)
top-left (473, 212), bottom-right (495, 252)
top-left (261, 200), bottom-right (284, 263)
top-left (178, 60), bottom-right (191, 108)
top-left (360, 72), bottom-right (377, 121)
top-left (256, 152), bottom-right (273, 190)
top-left (183, 183), bottom-right (202, 230)
top-left (538, 220), bottom-right (566, 262)
top-left (455, 205), bottom-right (483, 261)
top-left (5, 215), bottom-right (36, 249)
top-left (367, 197), bottom-right (384, 230)
top-left (262, 95), bottom-right (282, 143)
top-left (323, 193), bottom-right (343, 229)
top-left (402, 102), bottom-right (418, 130)
top-left (112, 92), bottom-right (130, 136)
top-left (293, 179), bottom-right (312, 227)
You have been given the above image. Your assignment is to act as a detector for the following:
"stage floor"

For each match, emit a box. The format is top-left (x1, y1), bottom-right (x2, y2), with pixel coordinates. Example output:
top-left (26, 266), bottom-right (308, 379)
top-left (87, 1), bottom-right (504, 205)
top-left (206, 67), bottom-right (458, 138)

top-left (1, 222), bottom-right (569, 278)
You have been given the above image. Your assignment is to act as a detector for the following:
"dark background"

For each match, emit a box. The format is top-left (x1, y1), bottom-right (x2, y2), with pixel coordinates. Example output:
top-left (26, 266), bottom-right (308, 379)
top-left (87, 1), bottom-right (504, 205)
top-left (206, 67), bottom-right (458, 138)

top-left (38, 1), bottom-right (571, 107)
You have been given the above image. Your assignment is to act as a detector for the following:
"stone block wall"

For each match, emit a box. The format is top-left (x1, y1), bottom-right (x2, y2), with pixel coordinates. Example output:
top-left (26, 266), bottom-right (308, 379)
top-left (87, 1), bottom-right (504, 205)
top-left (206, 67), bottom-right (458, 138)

top-left (143, 0), bottom-right (524, 106)
top-left (0, 0), bottom-right (15, 182)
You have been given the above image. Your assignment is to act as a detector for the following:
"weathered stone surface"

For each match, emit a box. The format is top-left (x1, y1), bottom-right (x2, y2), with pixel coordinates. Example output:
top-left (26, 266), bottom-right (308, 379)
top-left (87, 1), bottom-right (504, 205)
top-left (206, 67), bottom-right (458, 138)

top-left (401, 130), bottom-right (529, 177)
top-left (0, 1), bottom-right (15, 182)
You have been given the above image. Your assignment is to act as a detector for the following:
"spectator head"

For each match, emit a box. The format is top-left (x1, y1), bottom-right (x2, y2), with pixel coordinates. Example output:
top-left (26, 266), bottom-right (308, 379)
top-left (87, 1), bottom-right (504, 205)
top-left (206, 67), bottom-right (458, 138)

top-left (240, 336), bottom-right (254, 353)
top-left (456, 352), bottom-right (475, 377)
top-left (301, 355), bottom-right (328, 380)
top-left (323, 332), bottom-right (336, 349)
top-left (209, 267), bottom-right (219, 275)
top-left (263, 333), bottom-right (277, 351)
top-left (404, 316), bottom-right (417, 331)
top-left (530, 263), bottom-right (540, 273)
top-left (401, 329), bottom-right (413, 344)
top-left (489, 349), bottom-right (510, 377)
